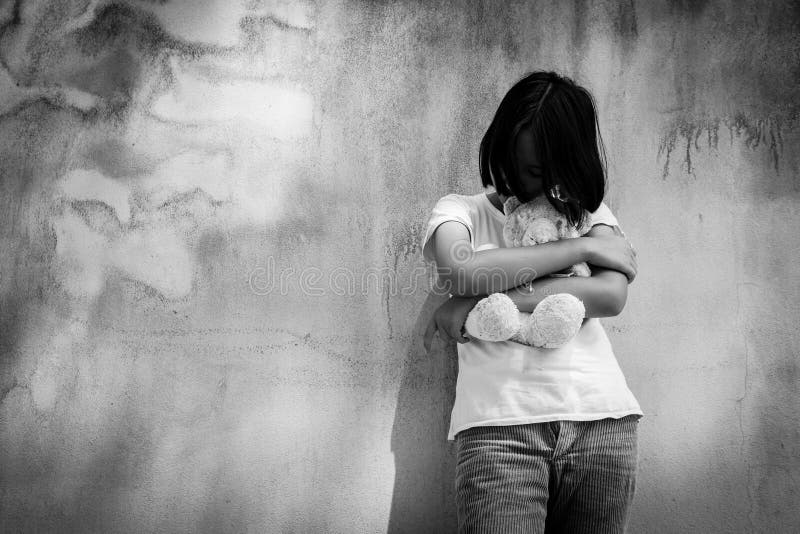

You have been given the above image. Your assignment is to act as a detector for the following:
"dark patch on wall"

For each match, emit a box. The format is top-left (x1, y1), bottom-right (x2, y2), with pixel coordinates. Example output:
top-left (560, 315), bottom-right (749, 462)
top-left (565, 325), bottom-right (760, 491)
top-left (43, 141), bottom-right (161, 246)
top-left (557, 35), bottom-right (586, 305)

top-left (0, 297), bottom-right (28, 397)
top-left (10, 0), bottom-right (22, 26)
top-left (658, 114), bottom-right (791, 179)
top-left (408, 5), bottom-right (451, 49)
top-left (653, 1), bottom-right (800, 181)
top-left (612, 0), bottom-right (638, 63)
top-left (40, 431), bottom-right (141, 530)
top-left (238, 13), bottom-right (315, 85)
top-left (658, 118), bottom-right (719, 178)
top-left (758, 1), bottom-right (800, 104)
top-left (41, 2), bottom-right (295, 126)
top-left (71, 3), bottom-right (206, 59)
top-left (382, 218), bottom-right (427, 339)
top-left (655, 0), bottom-right (800, 134)
top-left (66, 199), bottom-right (125, 238)
top-left (269, 213), bottom-right (325, 252)
top-left (0, 94), bottom-right (100, 128)
top-left (1, 98), bottom-right (94, 193)
top-left (153, 187), bottom-right (227, 223)
top-left (0, 99), bottom-right (85, 384)
top-left (570, 0), bottom-right (643, 68)
top-left (387, 219), bottom-right (426, 262)
top-left (241, 13), bottom-right (313, 35)
top-left (463, 0), bottom-right (521, 60)
top-left (613, 0), bottom-right (638, 42)
top-left (727, 114), bottom-right (786, 169)
top-left (195, 228), bottom-right (229, 280)
top-left (266, 173), bottom-right (339, 253)
top-left (82, 138), bottom-right (159, 177)
top-left (570, 0), bottom-right (590, 59)
top-left (0, 1), bottom-right (255, 125)
top-left (63, 46), bottom-right (143, 104)
top-left (666, 0), bottom-right (712, 16)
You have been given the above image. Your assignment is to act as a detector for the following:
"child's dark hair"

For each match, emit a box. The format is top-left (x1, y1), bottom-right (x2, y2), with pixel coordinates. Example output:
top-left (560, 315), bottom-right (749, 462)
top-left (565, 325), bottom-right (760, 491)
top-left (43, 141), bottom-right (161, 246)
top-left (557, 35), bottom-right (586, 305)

top-left (479, 71), bottom-right (607, 229)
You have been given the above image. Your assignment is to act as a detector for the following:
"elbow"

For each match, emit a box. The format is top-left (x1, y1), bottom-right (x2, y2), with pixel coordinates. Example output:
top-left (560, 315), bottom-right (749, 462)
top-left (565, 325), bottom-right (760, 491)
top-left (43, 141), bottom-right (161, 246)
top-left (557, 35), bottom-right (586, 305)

top-left (603, 296), bottom-right (625, 317)
top-left (589, 269), bottom-right (628, 317)
top-left (602, 285), bottom-right (628, 317)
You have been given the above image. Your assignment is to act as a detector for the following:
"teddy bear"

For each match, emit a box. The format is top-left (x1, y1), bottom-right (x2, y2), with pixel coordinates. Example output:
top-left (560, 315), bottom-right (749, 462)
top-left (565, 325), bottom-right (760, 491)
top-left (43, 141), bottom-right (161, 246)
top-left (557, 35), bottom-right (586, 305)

top-left (463, 192), bottom-right (595, 349)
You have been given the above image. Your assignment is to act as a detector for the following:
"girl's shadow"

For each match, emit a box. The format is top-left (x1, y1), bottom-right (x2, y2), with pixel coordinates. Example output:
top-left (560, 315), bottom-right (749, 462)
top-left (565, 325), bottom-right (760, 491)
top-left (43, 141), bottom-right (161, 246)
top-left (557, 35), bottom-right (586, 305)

top-left (387, 291), bottom-right (460, 533)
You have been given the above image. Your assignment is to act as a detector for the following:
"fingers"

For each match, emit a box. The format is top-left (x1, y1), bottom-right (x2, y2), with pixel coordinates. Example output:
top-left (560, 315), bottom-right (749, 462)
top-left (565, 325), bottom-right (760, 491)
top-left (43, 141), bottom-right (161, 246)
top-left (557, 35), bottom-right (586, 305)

top-left (622, 257), bottom-right (636, 283)
top-left (623, 231), bottom-right (636, 257)
top-left (455, 319), bottom-right (474, 344)
top-left (627, 259), bottom-right (638, 283)
top-left (456, 325), bottom-right (471, 344)
top-left (627, 243), bottom-right (638, 282)
top-left (615, 228), bottom-right (636, 258)
top-left (424, 318), bottom-right (472, 351)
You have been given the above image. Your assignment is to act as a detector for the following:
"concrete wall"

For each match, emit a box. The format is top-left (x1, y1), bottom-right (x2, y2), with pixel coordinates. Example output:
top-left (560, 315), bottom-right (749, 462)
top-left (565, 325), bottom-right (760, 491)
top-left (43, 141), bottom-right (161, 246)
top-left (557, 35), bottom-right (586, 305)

top-left (1, 1), bottom-right (798, 532)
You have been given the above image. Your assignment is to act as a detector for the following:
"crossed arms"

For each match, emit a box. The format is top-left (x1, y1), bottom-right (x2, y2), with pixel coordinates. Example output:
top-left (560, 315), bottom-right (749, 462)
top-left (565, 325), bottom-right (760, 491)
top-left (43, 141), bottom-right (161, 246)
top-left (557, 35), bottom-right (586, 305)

top-left (429, 221), bottom-right (636, 319)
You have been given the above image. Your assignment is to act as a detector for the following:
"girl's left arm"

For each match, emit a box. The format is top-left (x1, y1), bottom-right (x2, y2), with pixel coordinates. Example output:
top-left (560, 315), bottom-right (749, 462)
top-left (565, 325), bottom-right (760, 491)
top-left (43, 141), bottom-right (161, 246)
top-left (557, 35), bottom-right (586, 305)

top-left (504, 224), bottom-right (630, 318)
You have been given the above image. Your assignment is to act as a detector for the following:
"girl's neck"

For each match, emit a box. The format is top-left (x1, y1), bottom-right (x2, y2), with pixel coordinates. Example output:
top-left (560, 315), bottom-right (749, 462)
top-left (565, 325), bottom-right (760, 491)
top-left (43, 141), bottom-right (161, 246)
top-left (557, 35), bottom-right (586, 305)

top-left (487, 191), bottom-right (506, 212)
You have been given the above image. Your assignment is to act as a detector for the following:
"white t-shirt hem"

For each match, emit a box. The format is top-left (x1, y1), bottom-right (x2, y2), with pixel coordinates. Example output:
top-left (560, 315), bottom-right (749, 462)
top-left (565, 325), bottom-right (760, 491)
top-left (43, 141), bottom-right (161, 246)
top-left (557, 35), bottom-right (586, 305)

top-left (448, 409), bottom-right (644, 441)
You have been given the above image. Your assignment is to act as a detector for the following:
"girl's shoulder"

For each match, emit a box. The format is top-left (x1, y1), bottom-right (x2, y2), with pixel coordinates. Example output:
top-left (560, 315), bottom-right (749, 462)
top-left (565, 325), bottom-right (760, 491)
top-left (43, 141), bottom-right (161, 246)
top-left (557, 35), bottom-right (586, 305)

top-left (437, 191), bottom-right (482, 204)
top-left (432, 192), bottom-right (489, 215)
top-left (588, 201), bottom-right (620, 230)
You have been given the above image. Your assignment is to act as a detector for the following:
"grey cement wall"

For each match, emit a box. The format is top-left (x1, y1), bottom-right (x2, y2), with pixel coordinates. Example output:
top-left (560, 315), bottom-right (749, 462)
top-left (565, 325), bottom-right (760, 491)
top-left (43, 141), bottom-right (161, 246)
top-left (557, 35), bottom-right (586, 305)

top-left (1, 1), bottom-right (798, 532)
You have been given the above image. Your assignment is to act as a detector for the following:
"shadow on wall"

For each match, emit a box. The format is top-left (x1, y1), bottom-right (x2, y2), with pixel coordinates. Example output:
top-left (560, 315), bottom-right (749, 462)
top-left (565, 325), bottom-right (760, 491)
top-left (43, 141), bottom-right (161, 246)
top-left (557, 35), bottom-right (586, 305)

top-left (388, 290), bottom-right (459, 533)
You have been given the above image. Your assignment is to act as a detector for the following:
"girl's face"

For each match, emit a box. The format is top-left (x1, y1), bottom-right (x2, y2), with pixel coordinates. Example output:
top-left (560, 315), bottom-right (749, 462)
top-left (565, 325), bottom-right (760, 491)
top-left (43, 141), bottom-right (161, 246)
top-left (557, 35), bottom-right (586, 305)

top-left (497, 126), bottom-right (544, 204)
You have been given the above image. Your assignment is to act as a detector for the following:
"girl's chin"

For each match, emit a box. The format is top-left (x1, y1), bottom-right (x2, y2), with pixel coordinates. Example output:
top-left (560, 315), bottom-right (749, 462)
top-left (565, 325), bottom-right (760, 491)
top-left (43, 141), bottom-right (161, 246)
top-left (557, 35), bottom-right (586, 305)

top-left (499, 190), bottom-right (544, 203)
top-left (518, 191), bottom-right (545, 202)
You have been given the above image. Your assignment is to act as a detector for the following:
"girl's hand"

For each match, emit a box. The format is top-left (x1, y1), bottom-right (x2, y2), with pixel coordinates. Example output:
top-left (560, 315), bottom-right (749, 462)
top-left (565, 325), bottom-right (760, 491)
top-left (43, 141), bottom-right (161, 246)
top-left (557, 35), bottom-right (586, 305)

top-left (423, 295), bottom-right (482, 352)
top-left (582, 231), bottom-right (638, 282)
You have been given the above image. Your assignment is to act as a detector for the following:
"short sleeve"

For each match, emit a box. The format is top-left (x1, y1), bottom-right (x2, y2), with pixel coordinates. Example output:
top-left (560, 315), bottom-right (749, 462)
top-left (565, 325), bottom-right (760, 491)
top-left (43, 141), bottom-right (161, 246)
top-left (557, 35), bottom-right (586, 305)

top-left (589, 201), bottom-right (626, 236)
top-left (421, 194), bottom-right (474, 263)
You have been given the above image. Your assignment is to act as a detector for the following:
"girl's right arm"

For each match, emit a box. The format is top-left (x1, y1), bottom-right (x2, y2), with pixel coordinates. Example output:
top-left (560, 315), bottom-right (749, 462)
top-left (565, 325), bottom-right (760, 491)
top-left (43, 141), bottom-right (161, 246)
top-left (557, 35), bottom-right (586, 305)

top-left (431, 220), bottom-right (635, 297)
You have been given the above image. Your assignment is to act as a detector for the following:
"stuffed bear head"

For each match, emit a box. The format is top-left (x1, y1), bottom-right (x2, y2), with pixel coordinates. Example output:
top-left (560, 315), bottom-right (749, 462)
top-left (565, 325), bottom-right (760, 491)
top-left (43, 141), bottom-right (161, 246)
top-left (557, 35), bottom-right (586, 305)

top-left (502, 194), bottom-right (594, 278)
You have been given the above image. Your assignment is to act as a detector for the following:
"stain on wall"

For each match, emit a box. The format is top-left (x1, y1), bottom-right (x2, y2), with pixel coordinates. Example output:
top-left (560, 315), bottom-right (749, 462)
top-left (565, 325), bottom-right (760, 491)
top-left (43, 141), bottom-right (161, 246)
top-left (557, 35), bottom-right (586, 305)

top-left (1, 1), bottom-right (798, 532)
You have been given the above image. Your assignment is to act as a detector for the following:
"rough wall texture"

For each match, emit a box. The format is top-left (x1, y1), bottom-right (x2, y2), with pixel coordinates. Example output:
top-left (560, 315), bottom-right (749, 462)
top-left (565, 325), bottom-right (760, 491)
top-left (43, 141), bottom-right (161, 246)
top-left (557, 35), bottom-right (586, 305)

top-left (1, 1), bottom-right (798, 532)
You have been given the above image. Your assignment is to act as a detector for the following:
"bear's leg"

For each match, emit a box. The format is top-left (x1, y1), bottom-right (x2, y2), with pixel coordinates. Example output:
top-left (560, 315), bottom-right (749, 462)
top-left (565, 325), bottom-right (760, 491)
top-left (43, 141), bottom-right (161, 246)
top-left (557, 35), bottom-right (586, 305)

top-left (463, 293), bottom-right (521, 342)
top-left (526, 294), bottom-right (586, 349)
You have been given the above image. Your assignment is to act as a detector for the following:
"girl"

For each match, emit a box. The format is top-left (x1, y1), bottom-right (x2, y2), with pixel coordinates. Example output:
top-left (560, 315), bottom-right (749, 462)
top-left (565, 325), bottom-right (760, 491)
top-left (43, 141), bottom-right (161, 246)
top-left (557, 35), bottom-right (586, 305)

top-left (421, 71), bottom-right (642, 533)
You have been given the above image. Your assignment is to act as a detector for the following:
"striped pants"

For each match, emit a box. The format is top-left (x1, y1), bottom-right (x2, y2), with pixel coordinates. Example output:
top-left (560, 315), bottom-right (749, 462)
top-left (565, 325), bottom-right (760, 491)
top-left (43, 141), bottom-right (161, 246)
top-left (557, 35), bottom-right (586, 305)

top-left (454, 415), bottom-right (640, 534)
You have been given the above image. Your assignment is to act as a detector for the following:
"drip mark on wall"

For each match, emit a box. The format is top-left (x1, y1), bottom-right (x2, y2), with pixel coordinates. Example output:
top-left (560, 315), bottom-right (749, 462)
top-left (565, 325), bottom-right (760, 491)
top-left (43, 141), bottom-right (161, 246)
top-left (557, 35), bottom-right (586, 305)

top-left (657, 114), bottom-right (789, 178)
top-left (382, 219), bottom-right (428, 339)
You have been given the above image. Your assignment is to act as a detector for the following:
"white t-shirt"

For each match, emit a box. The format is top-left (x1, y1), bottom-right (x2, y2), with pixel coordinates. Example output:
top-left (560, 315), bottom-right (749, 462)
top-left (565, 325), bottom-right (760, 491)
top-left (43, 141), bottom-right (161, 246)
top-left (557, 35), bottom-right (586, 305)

top-left (422, 191), bottom-right (643, 441)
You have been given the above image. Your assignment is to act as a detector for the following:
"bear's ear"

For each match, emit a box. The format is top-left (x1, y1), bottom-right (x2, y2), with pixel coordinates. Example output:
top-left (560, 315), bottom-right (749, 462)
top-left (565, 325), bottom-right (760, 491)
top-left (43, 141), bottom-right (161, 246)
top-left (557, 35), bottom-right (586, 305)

top-left (503, 196), bottom-right (521, 215)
